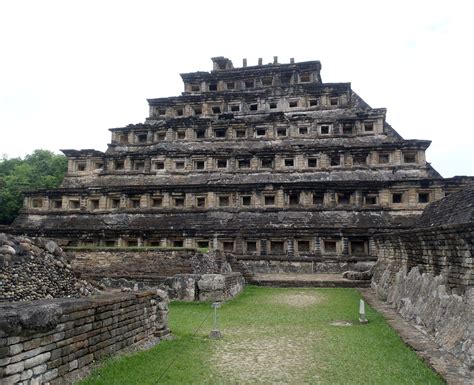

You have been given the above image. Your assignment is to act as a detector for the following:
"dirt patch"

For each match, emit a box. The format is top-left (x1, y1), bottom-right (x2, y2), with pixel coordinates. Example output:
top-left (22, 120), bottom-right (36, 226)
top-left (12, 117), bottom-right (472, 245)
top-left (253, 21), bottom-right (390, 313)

top-left (271, 290), bottom-right (325, 308)
top-left (211, 328), bottom-right (320, 383)
top-left (329, 320), bottom-right (353, 327)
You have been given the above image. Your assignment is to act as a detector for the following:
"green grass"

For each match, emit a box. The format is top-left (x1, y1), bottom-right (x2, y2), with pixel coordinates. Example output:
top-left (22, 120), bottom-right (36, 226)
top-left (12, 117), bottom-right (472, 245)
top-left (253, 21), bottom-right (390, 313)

top-left (81, 286), bottom-right (444, 385)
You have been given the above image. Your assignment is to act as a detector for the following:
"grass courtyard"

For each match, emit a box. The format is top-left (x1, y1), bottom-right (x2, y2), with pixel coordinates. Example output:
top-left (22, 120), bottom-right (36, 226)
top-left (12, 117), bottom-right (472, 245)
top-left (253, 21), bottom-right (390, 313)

top-left (81, 286), bottom-right (443, 384)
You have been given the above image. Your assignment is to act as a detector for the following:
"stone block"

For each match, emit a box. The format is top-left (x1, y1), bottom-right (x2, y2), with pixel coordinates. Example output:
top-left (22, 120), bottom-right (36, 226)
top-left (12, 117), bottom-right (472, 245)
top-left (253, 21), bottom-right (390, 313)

top-left (78, 353), bottom-right (94, 368)
top-left (73, 347), bottom-right (89, 360)
top-left (5, 360), bottom-right (24, 375)
top-left (0, 346), bottom-right (9, 359)
top-left (29, 376), bottom-right (42, 385)
top-left (69, 359), bottom-right (78, 370)
top-left (9, 343), bottom-right (23, 355)
top-left (56, 362), bottom-right (70, 377)
top-left (47, 357), bottom-right (63, 370)
top-left (52, 331), bottom-right (65, 342)
top-left (24, 352), bottom-right (51, 369)
top-left (23, 338), bottom-right (42, 352)
top-left (6, 337), bottom-right (21, 345)
top-left (1, 373), bottom-right (21, 385)
top-left (64, 323), bottom-right (93, 339)
top-left (20, 368), bottom-right (33, 381)
top-left (43, 368), bottom-right (58, 381)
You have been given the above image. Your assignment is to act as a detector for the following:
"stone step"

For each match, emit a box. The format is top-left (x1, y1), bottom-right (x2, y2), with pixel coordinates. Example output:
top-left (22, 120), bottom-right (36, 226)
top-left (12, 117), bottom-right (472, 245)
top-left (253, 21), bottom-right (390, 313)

top-left (247, 273), bottom-right (370, 288)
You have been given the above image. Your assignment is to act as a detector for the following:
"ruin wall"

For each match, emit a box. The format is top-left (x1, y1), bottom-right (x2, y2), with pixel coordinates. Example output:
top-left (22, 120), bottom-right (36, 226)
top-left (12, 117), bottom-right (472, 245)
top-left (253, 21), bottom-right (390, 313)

top-left (0, 290), bottom-right (169, 385)
top-left (70, 248), bottom-right (212, 282)
top-left (371, 223), bottom-right (473, 367)
top-left (234, 256), bottom-right (376, 275)
top-left (69, 248), bottom-right (243, 302)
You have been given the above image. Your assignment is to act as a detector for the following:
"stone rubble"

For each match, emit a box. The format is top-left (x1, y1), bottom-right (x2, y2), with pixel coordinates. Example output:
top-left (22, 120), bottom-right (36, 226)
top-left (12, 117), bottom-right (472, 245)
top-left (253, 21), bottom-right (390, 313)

top-left (0, 233), bottom-right (96, 302)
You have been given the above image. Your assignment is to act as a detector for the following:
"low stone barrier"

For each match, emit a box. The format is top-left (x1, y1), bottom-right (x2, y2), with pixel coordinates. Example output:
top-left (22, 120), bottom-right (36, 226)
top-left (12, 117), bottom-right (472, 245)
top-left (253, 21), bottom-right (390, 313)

top-left (101, 273), bottom-right (244, 302)
top-left (169, 272), bottom-right (244, 301)
top-left (69, 248), bottom-right (231, 282)
top-left (69, 248), bottom-right (243, 302)
top-left (235, 257), bottom-right (375, 275)
top-left (0, 290), bottom-right (169, 384)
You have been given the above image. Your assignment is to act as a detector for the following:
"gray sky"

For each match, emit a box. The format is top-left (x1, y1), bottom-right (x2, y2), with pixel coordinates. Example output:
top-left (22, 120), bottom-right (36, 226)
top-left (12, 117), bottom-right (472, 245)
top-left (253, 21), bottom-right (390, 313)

top-left (1, 0), bottom-right (473, 177)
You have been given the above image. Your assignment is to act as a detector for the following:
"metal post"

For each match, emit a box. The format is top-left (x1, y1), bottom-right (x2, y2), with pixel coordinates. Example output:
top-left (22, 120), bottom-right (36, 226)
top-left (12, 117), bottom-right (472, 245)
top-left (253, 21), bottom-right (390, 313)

top-left (210, 302), bottom-right (222, 338)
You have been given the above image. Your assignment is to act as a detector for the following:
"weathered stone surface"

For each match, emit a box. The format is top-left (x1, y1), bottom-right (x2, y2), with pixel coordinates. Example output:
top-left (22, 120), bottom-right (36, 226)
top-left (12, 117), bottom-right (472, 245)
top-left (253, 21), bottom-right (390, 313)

top-left (1, 373), bottom-right (21, 385)
top-left (24, 352), bottom-right (51, 369)
top-left (5, 360), bottom-right (24, 375)
top-left (0, 302), bottom-right (63, 336)
top-left (342, 270), bottom-right (372, 280)
top-left (198, 274), bottom-right (225, 291)
top-left (0, 291), bottom-right (169, 384)
top-left (197, 274), bottom-right (225, 301)
top-left (162, 274), bottom-right (198, 301)
top-left (0, 233), bottom-right (96, 302)
top-left (372, 186), bottom-right (474, 368)
top-left (71, 249), bottom-right (230, 282)
top-left (360, 288), bottom-right (473, 385)
top-left (0, 245), bottom-right (16, 256)
top-left (373, 264), bottom-right (473, 367)
top-left (416, 184), bottom-right (474, 227)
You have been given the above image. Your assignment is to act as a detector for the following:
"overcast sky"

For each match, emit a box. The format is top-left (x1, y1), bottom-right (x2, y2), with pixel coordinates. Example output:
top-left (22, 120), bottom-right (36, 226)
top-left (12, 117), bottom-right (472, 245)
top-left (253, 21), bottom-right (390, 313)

top-left (0, 0), bottom-right (473, 177)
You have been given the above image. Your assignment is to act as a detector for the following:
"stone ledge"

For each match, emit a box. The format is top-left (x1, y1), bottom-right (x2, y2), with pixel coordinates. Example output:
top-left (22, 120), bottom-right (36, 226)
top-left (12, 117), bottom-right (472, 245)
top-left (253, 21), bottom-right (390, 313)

top-left (0, 291), bottom-right (159, 337)
top-left (248, 273), bottom-right (371, 288)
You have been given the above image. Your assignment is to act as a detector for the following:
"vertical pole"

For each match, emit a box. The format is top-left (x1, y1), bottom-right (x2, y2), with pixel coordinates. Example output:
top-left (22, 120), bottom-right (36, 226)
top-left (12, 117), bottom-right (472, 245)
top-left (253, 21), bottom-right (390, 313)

top-left (359, 299), bottom-right (368, 324)
top-left (210, 302), bottom-right (222, 338)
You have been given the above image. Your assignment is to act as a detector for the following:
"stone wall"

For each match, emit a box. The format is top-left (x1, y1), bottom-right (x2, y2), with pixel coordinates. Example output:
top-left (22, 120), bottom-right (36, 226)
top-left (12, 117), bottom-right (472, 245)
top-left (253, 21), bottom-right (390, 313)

top-left (188, 273), bottom-right (244, 301)
top-left (235, 257), bottom-right (375, 275)
top-left (0, 234), bottom-right (95, 302)
top-left (0, 290), bottom-right (169, 384)
top-left (69, 248), bottom-right (243, 302)
top-left (100, 273), bottom-right (244, 302)
top-left (372, 224), bottom-right (472, 290)
top-left (70, 248), bottom-right (230, 284)
top-left (372, 223), bottom-right (473, 367)
top-left (416, 184), bottom-right (474, 227)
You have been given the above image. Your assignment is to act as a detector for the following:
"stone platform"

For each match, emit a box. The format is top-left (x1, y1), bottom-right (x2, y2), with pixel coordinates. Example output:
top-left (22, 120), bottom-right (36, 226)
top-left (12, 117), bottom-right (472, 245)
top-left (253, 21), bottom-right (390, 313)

top-left (247, 273), bottom-right (370, 288)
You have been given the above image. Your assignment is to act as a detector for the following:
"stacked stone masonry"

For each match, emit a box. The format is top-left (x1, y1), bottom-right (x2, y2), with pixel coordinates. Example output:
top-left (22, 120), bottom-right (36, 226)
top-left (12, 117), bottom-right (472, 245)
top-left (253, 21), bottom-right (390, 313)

top-left (0, 234), bottom-right (95, 302)
top-left (372, 185), bottom-right (474, 368)
top-left (163, 272), bottom-right (244, 302)
top-left (71, 248), bottom-right (206, 282)
top-left (12, 57), bottom-right (473, 273)
top-left (373, 224), bottom-right (473, 289)
top-left (0, 290), bottom-right (169, 384)
top-left (70, 248), bottom-right (243, 302)
top-left (416, 183), bottom-right (474, 227)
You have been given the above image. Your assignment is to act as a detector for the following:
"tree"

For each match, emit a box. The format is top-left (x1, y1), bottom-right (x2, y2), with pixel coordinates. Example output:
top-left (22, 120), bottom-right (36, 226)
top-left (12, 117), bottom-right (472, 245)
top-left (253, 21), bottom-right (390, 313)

top-left (0, 150), bottom-right (67, 224)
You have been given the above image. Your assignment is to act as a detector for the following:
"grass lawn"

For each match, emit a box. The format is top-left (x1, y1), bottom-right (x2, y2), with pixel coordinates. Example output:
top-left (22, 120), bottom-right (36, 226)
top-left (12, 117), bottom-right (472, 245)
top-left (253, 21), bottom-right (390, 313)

top-left (81, 286), bottom-right (444, 385)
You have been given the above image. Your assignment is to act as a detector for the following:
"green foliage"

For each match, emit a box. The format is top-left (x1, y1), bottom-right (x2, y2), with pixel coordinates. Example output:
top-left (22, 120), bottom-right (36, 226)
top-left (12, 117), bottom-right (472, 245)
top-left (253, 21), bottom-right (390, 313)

top-left (0, 150), bottom-right (67, 224)
top-left (81, 287), bottom-right (443, 385)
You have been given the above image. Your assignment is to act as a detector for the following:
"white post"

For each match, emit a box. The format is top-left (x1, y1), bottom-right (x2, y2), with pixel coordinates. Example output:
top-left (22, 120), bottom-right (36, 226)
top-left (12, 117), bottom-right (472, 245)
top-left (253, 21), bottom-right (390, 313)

top-left (210, 302), bottom-right (222, 338)
top-left (359, 299), bottom-right (368, 324)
